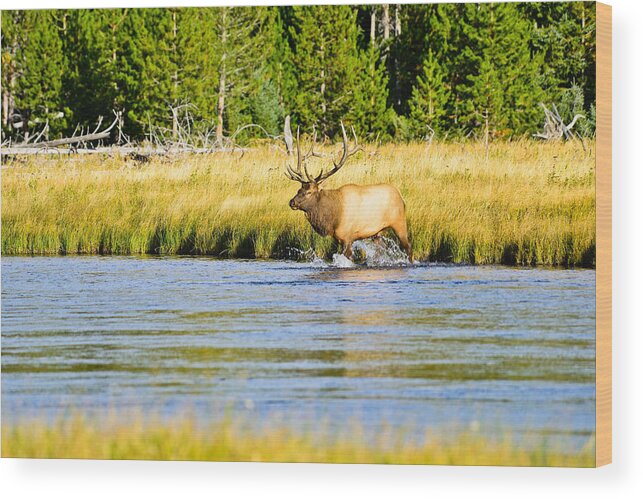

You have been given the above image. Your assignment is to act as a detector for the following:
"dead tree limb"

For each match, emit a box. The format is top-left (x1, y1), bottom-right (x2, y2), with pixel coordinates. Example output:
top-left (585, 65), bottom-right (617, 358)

top-left (424, 124), bottom-right (435, 145)
top-left (284, 115), bottom-right (294, 155)
top-left (0, 145), bottom-right (246, 156)
top-left (534, 103), bottom-right (584, 141)
top-left (9, 113), bottom-right (120, 149)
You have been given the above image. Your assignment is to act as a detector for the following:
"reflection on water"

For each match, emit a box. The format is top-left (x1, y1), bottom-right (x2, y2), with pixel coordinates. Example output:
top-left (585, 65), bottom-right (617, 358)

top-left (1, 256), bottom-right (595, 450)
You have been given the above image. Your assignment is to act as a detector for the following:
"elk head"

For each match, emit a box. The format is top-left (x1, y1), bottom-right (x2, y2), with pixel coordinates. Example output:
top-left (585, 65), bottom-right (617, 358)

top-left (286, 122), bottom-right (360, 212)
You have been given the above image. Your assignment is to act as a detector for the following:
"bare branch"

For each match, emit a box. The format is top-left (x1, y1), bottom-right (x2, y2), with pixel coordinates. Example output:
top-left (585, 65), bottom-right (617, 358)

top-left (533, 103), bottom-right (585, 142)
top-left (10, 113), bottom-right (120, 150)
top-left (284, 116), bottom-right (293, 155)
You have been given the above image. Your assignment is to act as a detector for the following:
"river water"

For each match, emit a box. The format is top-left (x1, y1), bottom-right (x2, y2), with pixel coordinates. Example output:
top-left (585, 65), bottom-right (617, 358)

top-left (1, 254), bottom-right (595, 450)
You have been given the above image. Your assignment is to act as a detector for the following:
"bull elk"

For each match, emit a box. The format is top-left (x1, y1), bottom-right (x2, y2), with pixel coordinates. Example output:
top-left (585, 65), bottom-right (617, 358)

top-left (286, 123), bottom-right (412, 262)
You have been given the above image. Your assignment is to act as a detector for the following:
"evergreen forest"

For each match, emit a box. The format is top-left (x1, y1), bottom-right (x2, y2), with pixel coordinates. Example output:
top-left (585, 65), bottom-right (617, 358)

top-left (1, 2), bottom-right (596, 144)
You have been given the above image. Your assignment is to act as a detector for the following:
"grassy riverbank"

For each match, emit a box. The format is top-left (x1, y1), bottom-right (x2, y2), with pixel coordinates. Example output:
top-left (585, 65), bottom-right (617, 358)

top-left (1, 415), bottom-right (595, 466)
top-left (1, 140), bottom-right (595, 266)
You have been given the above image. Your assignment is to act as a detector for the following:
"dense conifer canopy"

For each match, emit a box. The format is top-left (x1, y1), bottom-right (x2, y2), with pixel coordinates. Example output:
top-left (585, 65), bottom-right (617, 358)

top-left (1, 3), bottom-right (596, 143)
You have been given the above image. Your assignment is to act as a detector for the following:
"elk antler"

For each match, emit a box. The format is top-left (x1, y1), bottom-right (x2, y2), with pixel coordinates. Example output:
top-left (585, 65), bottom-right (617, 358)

top-left (284, 126), bottom-right (322, 183)
top-left (314, 122), bottom-right (360, 184)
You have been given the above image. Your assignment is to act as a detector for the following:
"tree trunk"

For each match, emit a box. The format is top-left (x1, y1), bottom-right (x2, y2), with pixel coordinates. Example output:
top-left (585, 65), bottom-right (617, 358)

top-left (394, 4), bottom-right (402, 108)
top-left (382, 5), bottom-right (390, 41)
top-left (216, 67), bottom-right (226, 146)
top-left (171, 10), bottom-right (179, 140)
top-left (394, 4), bottom-right (401, 36)
top-left (3, 42), bottom-right (18, 129)
top-left (320, 34), bottom-right (326, 132)
top-left (370, 7), bottom-right (377, 46)
top-left (382, 4), bottom-right (391, 66)
top-left (111, 24), bottom-right (117, 63)
top-left (320, 69), bottom-right (326, 116)
top-left (215, 9), bottom-right (228, 146)
top-left (2, 86), bottom-right (9, 128)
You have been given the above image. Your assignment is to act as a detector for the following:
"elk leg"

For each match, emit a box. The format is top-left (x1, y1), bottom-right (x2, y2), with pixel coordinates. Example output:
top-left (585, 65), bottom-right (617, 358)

top-left (341, 239), bottom-right (354, 260)
top-left (372, 230), bottom-right (386, 248)
top-left (391, 222), bottom-right (413, 262)
top-left (334, 238), bottom-right (352, 260)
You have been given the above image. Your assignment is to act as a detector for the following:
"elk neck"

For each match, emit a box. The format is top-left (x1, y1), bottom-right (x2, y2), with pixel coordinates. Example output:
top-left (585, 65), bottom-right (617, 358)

top-left (301, 188), bottom-right (342, 238)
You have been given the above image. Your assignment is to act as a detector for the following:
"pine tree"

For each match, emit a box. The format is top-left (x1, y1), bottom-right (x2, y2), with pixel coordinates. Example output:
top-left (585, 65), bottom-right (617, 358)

top-left (63, 9), bottom-right (149, 138)
top-left (408, 49), bottom-right (450, 138)
top-left (1, 11), bottom-right (24, 136)
top-left (11, 10), bottom-right (67, 139)
top-left (237, 7), bottom-right (289, 139)
top-left (135, 8), bottom-right (181, 139)
top-left (288, 5), bottom-right (363, 138)
top-left (352, 44), bottom-right (394, 140)
top-left (390, 3), bottom-right (455, 116)
top-left (2, 4), bottom-right (598, 143)
top-left (249, 79), bottom-right (283, 136)
top-left (207, 6), bottom-right (274, 144)
top-left (453, 3), bottom-right (544, 138)
top-left (167, 7), bottom-right (221, 129)
top-left (127, 8), bottom-right (210, 141)
top-left (518, 1), bottom-right (596, 135)
top-left (263, 8), bottom-right (295, 127)
top-left (63, 10), bottom-right (102, 131)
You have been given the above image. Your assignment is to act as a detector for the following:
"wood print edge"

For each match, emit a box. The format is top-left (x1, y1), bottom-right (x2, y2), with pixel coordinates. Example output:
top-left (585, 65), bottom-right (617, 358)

top-left (595, 1), bottom-right (612, 468)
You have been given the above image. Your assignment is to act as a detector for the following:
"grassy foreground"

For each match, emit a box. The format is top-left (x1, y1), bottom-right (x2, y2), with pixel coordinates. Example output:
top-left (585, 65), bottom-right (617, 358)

top-left (1, 416), bottom-right (595, 466)
top-left (1, 140), bottom-right (595, 266)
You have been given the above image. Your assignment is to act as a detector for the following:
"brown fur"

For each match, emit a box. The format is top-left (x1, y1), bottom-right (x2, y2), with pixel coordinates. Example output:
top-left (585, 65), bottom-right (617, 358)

top-left (303, 190), bottom-right (343, 237)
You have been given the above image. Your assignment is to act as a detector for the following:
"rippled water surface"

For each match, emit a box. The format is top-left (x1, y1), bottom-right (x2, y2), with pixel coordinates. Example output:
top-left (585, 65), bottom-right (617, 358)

top-left (1, 256), bottom-right (595, 449)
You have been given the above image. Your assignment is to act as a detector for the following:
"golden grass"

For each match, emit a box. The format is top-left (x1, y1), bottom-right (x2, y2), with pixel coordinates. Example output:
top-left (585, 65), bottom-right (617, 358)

top-left (1, 140), bottom-right (595, 266)
top-left (1, 415), bottom-right (596, 466)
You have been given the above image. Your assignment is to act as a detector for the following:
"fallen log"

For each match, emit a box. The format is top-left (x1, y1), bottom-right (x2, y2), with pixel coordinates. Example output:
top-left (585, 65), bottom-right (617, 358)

top-left (8, 114), bottom-right (120, 150)
top-left (0, 145), bottom-right (247, 157)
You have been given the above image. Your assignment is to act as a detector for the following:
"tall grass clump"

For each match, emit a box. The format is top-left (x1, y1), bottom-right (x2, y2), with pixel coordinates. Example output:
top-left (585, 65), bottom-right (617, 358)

top-left (1, 140), bottom-right (595, 266)
top-left (1, 414), bottom-right (595, 466)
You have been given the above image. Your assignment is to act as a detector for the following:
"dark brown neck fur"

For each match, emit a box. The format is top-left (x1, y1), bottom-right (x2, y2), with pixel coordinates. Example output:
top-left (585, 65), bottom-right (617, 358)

top-left (301, 189), bottom-right (343, 237)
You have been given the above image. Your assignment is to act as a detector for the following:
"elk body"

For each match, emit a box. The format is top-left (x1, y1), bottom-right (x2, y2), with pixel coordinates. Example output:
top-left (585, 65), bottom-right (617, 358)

top-left (286, 124), bottom-right (412, 261)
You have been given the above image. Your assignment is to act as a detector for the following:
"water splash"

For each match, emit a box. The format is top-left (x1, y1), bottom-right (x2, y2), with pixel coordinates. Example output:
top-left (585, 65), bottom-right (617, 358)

top-left (288, 236), bottom-right (410, 268)
top-left (351, 236), bottom-right (411, 267)
top-left (287, 247), bottom-right (327, 267)
top-left (331, 253), bottom-right (355, 268)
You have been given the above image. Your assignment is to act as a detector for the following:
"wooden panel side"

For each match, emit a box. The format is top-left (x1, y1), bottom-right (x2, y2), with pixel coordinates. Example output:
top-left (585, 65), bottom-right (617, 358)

top-left (596, 1), bottom-right (612, 468)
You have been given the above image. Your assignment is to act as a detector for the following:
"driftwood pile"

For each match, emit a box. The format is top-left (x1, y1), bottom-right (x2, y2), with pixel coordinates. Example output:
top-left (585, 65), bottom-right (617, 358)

top-left (1, 112), bottom-right (125, 157)
top-left (533, 103), bottom-right (585, 141)
top-left (2, 102), bottom-right (589, 160)
top-left (0, 107), bottom-right (281, 158)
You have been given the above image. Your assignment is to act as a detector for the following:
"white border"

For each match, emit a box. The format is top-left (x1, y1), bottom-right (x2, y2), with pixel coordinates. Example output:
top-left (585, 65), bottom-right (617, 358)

top-left (1, 0), bottom-right (642, 497)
